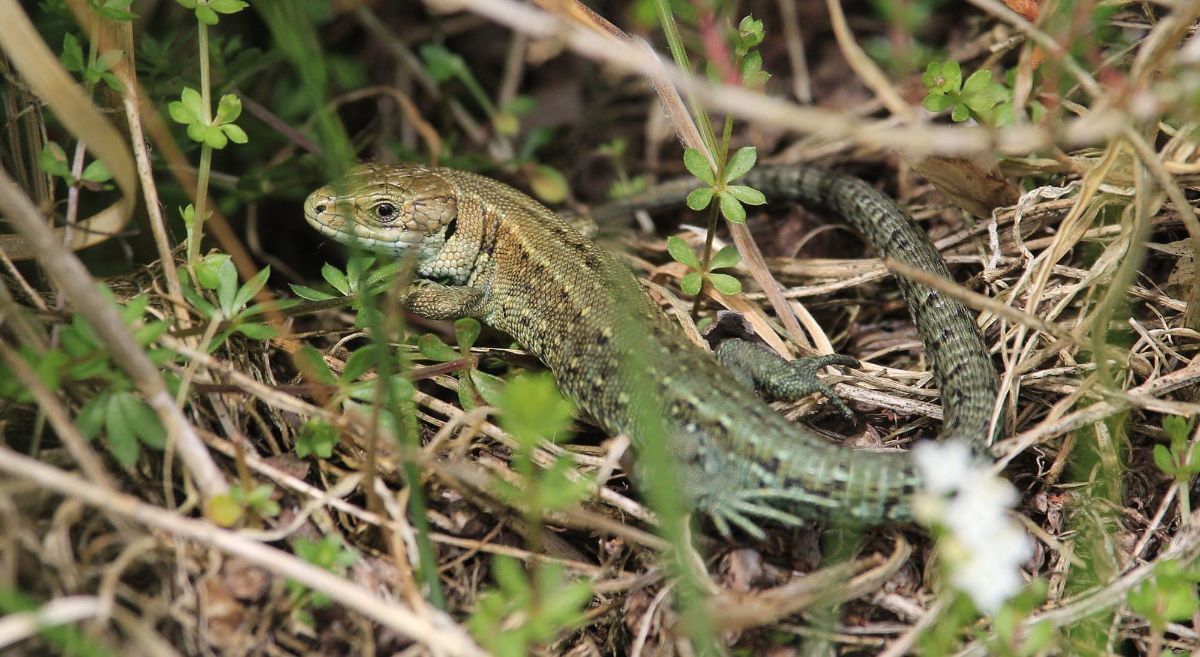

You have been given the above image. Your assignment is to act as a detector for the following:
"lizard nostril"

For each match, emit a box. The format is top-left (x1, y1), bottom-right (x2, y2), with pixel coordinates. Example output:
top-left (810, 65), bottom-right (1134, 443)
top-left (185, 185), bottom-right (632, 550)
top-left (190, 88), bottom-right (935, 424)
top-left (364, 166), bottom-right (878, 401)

top-left (315, 203), bottom-right (327, 213)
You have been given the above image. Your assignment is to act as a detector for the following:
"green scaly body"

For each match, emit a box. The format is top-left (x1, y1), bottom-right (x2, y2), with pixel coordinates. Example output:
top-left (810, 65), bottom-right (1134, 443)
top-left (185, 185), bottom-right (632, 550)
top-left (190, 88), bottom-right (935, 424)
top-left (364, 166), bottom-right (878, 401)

top-left (304, 163), bottom-right (998, 533)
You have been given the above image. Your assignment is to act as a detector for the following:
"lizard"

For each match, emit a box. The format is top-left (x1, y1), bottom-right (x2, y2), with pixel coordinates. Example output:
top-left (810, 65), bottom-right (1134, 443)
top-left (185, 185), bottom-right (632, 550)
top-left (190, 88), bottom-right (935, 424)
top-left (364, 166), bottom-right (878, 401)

top-left (303, 162), bottom-right (999, 537)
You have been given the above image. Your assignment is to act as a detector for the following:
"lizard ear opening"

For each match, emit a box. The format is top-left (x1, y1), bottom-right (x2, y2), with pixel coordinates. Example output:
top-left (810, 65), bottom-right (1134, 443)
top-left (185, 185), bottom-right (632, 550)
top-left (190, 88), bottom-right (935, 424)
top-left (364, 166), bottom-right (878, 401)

top-left (444, 216), bottom-right (458, 240)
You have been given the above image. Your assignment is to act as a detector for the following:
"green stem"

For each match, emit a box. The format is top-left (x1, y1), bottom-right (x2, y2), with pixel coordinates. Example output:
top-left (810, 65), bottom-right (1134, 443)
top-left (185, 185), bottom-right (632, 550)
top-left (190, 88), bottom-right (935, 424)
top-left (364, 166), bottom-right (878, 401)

top-left (690, 117), bottom-right (734, 321)
top-left (189, 22), bottom-right (214, 263)
top-left (689, 201), bottom-right (720, 322)
top-left (652, 0), bottom-right (718, 156)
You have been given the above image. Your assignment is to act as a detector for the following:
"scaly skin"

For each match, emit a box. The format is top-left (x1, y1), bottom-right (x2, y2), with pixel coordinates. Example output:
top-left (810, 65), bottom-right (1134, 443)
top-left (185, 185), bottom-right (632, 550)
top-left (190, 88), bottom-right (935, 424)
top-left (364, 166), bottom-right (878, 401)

top-left (304, 163), bottom-right (999, 535)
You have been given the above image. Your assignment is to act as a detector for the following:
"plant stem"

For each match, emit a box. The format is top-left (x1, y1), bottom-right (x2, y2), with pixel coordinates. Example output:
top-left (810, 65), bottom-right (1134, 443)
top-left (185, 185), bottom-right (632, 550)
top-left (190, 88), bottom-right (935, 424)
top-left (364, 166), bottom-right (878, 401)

top-left (652, 0), bottom-right (718, 156)
top-left (690, 201), bottom-right (720, 322)
top-left (690, 117), bottom-right (734, 321)
top-left (189, 22), bottom-right (214, 263)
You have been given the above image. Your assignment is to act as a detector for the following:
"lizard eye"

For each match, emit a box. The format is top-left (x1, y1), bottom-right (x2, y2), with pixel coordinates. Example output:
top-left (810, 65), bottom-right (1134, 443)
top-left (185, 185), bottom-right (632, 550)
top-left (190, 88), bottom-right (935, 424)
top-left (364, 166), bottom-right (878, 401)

top-left (376, 202), bottom-right (397, 221)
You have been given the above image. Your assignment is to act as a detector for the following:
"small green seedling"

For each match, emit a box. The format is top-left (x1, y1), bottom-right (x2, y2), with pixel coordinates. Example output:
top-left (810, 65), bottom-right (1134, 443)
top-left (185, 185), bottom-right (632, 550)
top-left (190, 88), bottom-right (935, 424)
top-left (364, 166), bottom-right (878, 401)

top-left (180, 252), bottom-right (278, 346)
top-left (683, 146), bottom-right (766, 224)
top-left (287, 535), bottom-right (358, 626)
top-left (60, 33), bottom-right (124, 91)
top-left (169, 88), bottom-right (248, 149)
top-left (921, 60), bottom-right (1010, 125)
top-left (207, 483), bottom-right (282, 527)
top-left (38, 143), bottom-right (112, 189)
top-left (468, 557), bottom-right (593, 657)
top-left (668, 236), bottom-right (742, 296)
top-left (174, 0), bottom-right (247, 25)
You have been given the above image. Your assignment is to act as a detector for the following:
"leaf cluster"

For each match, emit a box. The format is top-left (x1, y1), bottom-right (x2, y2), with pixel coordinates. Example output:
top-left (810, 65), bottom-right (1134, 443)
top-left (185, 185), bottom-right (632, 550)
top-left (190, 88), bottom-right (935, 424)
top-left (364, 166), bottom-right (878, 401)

top-left (180, 252), bottom-right (278, 346)
top-left (0, 292), bottom-right (170, 467)
top-left (667, 235), bottom-right (742, 296)
top-left (683, 145), bottom-right (765, 224)
top-left (921, 60), bottom-right (1011, 126)
top-left (467, 557), bottom-right (592, 657)
top-left (169, 88), bottom-right (248, 149)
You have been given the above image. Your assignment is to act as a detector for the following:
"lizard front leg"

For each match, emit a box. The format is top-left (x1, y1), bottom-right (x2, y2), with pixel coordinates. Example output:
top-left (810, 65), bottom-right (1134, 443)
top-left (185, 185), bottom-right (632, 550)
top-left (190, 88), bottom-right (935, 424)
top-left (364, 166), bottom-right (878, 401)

top-left (403, 280), bottom-right (487, 320)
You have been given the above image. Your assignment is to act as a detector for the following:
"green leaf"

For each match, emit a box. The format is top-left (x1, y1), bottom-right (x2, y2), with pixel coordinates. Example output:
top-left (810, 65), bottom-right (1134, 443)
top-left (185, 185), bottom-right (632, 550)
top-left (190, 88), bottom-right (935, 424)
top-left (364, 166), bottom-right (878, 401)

top-left (527, 165), bottom-right (568, 204)
top-left (81, 160), bottom-right (112, 183)
top-left (719, 193), bottom-right (747, 223)
top-left (221, 123), bottom-right (248, 144)
top-left (666, 236), bottom-right (700, 269)
top-left (208, 0), bottom-right (249, 14)
top-left (1163, 415), bottom-right (1194, 443)
top-left (195, 4), bottom-right (219, 24)
top-left (77, 396), bottom-right (106, 439)
top-left (297, 418), bottom-right (338, 459)
top-left (296, 345), bottom-right (337, 385)
top-left (708, 273), bottom-right (742, 295)
top-left (1154, 444), bottom-right (1177, 475)
top-left (206, 493), bottom-right (243, 527)
top-left (235, 322), bottom-right (276, 340)
top-left (322, 263), bottom-right (351, 296)
top-left (680, 271), bottom-right (703, 296)
top-left (708, 244), bottom-right (740, 271)
top-left (37, 144), bottom-right (72, 179)
top-left (470, 369), bottom-right (506, 406)
top-left (498, 374), bottom-right (574, 446)
top-left (215, 259), bottom-right (238, 317)
top-left (950, 103), bottom-right (970, 122)
top-left (682, 148), bottom-right (715, 186)
top-left (134, 321), bottom-right (169, 346)
top-left (940, 60), bottom-right (962, 92)
top-left (204, 126), bottom-right (229, 149)
top-left (536, 455), bottom-right (592, 512)
top-left (60, 33), bottom-right (84, 72)
top-left (723, 146), bottom-right (757, 183)
top-left (1188, 442), bottom-right (1200, 474)
top-left (962, 69), bottom-right (993, 95)
top-left (289, 283), bottom-right (336, 301)
top-left (117, 393), bottom-right (165, 449)
top-left (105, 393), bottom-right (140, 466)
top-left (455, 318), bottom-right (482, 349)
top-left (686, 187), bottom-right (714, 210)
top-left (419, 333), bottom-right (459, 362)
top-left (337, 347), bottom-right (376, 385)
top-left (921, 60), bottom-right (940, 88)
top-left (964, 90), bottom-right (1002, 113)
top-left (231, 266), bottom-right (270, 314)
top-left (170, 87), bottom-right (205, 126)
top-left (94, 50), bottom-right (122, 72)
top-left (922, 92), bottom-right (955, 112)
top-left (726, 185), bottom-right (766, 205)
top-left (419, 44), bottom-right (465, 82)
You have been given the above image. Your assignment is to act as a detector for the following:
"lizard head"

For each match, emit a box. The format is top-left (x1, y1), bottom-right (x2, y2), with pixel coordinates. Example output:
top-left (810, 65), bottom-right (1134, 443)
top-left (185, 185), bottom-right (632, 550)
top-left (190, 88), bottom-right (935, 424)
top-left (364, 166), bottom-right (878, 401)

top-left (304, 163), bottom-right (458, 257)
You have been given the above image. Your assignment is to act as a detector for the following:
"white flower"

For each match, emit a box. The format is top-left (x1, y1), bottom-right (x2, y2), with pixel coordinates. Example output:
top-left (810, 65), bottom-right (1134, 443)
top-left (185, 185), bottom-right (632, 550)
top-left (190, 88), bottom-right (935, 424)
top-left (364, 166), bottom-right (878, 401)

top-left (913, 440), bottom-right (1033, 614)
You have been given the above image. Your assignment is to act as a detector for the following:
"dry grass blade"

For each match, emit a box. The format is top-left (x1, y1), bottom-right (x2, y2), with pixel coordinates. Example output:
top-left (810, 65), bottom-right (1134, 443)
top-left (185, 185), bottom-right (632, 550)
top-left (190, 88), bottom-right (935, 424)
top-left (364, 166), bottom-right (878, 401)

top-left (0, 0), bottom-right (136, 259)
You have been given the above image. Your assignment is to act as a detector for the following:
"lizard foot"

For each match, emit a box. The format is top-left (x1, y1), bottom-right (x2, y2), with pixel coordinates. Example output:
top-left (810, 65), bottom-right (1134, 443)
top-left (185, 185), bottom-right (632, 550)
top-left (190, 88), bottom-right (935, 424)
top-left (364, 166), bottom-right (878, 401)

top-left (780, 354), bottom-right (860, 421)
top-left (707, 490), bottom-right (809, 540)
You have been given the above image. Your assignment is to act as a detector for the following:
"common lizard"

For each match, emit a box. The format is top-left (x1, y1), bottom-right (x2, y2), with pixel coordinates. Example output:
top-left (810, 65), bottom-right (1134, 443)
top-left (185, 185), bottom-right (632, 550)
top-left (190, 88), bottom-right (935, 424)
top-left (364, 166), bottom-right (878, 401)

top-left (304, 163), bottom-right (999, 536)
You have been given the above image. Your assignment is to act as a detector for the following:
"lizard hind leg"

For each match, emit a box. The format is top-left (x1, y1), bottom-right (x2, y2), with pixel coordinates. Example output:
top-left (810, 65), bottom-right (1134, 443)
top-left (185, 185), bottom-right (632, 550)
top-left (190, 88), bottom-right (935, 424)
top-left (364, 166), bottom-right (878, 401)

top-left (714, 338), bottom-right (859, 421)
